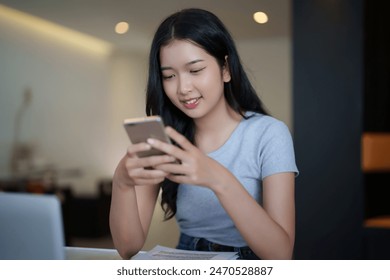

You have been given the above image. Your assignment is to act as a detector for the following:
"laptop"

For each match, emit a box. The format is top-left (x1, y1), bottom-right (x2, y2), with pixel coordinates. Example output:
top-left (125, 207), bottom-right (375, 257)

top-left (0, 192), bottom-right (65, 260)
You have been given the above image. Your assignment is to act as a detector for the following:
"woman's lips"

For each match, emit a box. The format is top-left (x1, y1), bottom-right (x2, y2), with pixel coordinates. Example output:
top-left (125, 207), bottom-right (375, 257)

top-left (182, 97), bottom-right (201, 109)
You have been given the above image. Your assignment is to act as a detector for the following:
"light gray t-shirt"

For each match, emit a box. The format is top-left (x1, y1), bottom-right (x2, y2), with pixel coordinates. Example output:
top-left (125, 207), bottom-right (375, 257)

top-left (175, 112), bottom-right (299, 247)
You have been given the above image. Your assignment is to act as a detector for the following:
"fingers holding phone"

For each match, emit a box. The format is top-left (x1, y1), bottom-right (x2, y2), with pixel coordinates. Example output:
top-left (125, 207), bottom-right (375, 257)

top-left (121, 116), bottom-right (179, 186)
top-left (123, 116), bottom-right (173, 158)
top-left (145, 126), bottom-right (223, 188)
top-left (121, 154), bottom-right (172, 187)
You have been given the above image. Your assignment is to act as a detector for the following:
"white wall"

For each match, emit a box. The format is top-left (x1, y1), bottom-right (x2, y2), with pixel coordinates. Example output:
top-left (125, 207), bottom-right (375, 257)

top-left (0, 14), bottom-right (150, 196)
top-left (0, 10), bottom-right (291, 249)
top-left (238, 37), bottom-right (292, 129)
top-left (105, 50), bottom-right (148, 180)
top-left (0, 16), bottom-right (116, 196)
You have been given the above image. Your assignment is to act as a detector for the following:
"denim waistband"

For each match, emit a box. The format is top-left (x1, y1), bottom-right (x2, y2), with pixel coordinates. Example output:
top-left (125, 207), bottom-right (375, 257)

top-left (177, 232), bottom-right (260, 260)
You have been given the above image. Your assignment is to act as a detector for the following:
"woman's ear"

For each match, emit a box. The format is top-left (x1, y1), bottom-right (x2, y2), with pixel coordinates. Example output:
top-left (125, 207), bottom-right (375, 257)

top-left (222, 55), bottom-right (231, 83)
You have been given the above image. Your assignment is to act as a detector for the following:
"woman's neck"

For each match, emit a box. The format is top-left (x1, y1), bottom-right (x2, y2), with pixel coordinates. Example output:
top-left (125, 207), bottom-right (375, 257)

top-left (194, 104), bottom-right (242, 154)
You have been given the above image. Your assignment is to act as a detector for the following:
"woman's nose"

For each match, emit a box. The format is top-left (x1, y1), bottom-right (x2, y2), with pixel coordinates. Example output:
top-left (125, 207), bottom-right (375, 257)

top-left (178, 74), bottom-right (192, 95)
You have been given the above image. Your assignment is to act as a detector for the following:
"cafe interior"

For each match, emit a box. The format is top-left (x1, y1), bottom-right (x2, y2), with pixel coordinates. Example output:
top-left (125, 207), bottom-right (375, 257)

top-left (0, 0), bottom-right (389, 260)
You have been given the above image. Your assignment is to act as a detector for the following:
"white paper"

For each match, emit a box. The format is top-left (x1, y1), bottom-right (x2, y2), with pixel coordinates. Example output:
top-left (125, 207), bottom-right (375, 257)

top-left (131, 245), bottom-right (238, 260)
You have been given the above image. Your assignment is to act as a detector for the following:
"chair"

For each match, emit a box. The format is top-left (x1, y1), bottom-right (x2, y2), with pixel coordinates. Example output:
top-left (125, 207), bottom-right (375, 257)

top-left (361, 133), bottom-right (390, 259)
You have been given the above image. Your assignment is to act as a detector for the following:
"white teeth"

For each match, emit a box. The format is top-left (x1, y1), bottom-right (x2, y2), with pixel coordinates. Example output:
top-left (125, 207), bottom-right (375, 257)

top-left (184, 98), bottom-right (199, 104)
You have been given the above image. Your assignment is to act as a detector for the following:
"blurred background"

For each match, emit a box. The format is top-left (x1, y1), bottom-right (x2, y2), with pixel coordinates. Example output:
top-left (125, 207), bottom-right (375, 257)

top-left (0, 0), bottom-right (389, 259)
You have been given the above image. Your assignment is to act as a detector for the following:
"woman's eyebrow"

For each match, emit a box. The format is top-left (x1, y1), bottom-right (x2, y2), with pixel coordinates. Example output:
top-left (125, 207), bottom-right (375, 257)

top-left (186, 59), bottom-right (204, 66)
top-left (160, 59), bottom-right (204, 71)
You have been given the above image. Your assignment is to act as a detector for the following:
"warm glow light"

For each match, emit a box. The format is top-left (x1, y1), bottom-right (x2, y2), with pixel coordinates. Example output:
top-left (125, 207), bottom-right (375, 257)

top-left (0, 4), bottom-right (112, 56)
top-left (115, 21), bottom-right (129, 34)
top-left (253, 11), bottom-right (268, 24)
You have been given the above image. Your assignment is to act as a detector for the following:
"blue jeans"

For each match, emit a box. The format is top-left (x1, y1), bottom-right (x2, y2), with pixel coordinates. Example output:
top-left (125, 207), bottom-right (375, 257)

top-left (176, 233), bottom-right (260, 260)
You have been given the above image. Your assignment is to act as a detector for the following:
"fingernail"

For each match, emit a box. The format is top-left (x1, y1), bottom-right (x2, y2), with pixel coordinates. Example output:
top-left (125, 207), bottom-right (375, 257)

top-left (147, 138), bottom-right (154, 144)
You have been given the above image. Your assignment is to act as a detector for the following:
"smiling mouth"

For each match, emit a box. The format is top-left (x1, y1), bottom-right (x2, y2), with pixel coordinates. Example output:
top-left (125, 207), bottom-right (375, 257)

top-left (181, 97), bottom-right (202, 109)
top-left (182, 97), bottom-right (201, 104)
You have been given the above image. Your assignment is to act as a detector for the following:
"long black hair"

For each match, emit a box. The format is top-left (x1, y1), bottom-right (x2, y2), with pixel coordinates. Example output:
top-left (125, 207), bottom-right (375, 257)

top-left (145, 8), bottom-right (268, 220)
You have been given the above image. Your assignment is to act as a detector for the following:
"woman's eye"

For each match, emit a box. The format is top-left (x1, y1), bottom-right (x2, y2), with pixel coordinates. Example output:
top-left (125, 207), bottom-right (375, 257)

top-left (190, 67), bottom-right (206, 74)
top-left (162, 74), bottom-right (175, 80)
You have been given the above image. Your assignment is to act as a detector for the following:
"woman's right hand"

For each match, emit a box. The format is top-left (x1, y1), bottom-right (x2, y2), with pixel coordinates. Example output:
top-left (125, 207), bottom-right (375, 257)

top-left (114, 142), bottom-right (177, 188)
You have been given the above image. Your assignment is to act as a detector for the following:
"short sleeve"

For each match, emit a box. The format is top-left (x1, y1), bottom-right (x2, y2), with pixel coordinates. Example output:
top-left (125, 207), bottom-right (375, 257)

top-left (259, 120), bottom-right (299, 179)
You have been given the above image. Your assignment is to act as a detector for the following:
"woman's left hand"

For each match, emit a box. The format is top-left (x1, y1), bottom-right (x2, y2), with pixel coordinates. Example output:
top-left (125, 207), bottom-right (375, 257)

top-left (146, 126), bottom-right (223, 188)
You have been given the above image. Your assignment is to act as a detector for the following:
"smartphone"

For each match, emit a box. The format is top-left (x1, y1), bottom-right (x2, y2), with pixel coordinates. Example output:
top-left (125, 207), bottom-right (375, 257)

top-left (123, 115), bottom-right (172, 158)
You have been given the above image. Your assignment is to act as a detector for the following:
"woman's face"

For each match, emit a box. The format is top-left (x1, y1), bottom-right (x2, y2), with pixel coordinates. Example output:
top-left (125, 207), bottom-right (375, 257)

top-left (159, 39), bottom-right (231, 120)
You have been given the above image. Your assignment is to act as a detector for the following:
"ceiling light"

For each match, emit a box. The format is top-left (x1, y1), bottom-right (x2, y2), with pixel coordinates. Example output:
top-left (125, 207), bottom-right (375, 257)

top-left (253, 11), bottom-right (268, 24)
top-left (115, 21), bottom-right (129, 34)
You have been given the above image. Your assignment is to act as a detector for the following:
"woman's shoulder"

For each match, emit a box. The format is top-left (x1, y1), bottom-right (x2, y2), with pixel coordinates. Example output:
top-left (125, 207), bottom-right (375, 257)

top-left (243, 111), bottom-right (289, 132)
top-left (239, 112), bottom-right (293, 145)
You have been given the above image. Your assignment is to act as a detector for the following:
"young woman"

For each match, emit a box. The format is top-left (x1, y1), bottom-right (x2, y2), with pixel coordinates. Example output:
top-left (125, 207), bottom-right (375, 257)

top-left (110, 8), bottom-right (298, 260)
